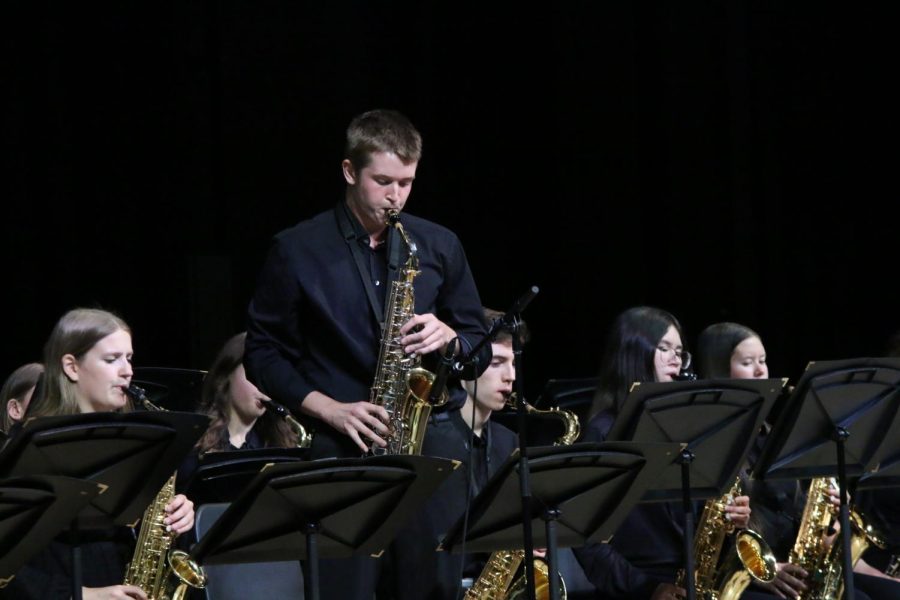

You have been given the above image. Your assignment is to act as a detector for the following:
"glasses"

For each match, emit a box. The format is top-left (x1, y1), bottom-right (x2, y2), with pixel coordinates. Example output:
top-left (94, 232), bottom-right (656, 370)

top-left (657, 344), bottom-right (692, 370)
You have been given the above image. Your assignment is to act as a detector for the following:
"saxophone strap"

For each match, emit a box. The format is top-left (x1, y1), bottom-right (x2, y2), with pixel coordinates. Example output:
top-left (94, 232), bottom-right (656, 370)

top-left (335, 202), bottom-right (404, 327)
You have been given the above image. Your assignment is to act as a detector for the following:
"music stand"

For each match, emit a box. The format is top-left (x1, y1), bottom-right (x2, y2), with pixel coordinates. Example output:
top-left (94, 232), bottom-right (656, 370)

top-left (190, 454), bottom-right (456, 600)
top-left (752, 358), bottom-right (900, 598)
top-left (0, 411), bottom-right (211, 599)
top-left (132, 367), bottom-right (207, 413)
top-left (439, 441), bottom-right (679, 600)
top-left (0, 475), bottom-right (103, 589)
top-left (183, 447), bottom-right (309, 505)
top-left (606, 378), bottom-right (783, 600)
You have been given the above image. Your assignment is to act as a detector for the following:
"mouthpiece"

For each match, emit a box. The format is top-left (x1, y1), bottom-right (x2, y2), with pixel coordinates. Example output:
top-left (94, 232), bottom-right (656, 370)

top-left (126, 384), bottom-right (148, 401)
top-left (386, 209), bottom-right (400, 226)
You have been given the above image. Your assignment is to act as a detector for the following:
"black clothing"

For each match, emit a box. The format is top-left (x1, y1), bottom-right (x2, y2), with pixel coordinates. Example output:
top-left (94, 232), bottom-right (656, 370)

top-left (245, 203), bottom-right (489, 460)
top-left (391, 409), bottom-right (518, 600)
top-left (1, 529), bottom-right (134, 599)
top-left (858, 486), bottom-right (900, 570)
top-left (572, 411), bottom-right (687, 599)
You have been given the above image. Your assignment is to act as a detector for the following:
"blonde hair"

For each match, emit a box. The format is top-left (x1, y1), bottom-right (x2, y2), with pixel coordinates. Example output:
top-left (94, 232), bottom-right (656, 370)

top-left (30, 308), bottom-right (131, 418)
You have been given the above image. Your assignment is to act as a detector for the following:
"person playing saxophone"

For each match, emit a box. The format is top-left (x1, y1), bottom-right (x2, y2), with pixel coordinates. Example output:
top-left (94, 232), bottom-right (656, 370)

top-left (389, 308), bottom-right (523, 600)
top-left (4, 308), bottom-right (196, 600)
top-left (244, 109), bottom-right (491, 600)
top-left (695, 322), bottom-right (900, 600)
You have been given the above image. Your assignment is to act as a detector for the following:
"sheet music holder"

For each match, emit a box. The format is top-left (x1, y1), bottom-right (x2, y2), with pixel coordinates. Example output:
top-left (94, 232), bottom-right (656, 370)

top-left (183, 447), bottom-right (309, 505)
top-left (0, 475), bottom-right (103, 588)
top-left (439, 442), bottom-right (679, 600)
top-left (752, 358), bottom-right (900, 598)
top-left (0, 411), bottom-right (210, 600)
top-left (132, 366), bottom-right (207, 412)
top-left (190, 454), bottom-right (456, 600)
top-left (606, 378), bottom-right (783, 600)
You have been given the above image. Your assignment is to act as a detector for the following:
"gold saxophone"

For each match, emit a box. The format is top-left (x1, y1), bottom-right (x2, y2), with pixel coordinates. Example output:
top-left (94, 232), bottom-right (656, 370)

top-left (788, 477), bottom-right (888, 599)
top-left (677, 477), bottom-right (777, 600)
top-left (124, 386), bottom-right (207, 600)
top-left (368, 209), bottom-right (446, 455)
top-left (465, 400), bottom-right (580, 600)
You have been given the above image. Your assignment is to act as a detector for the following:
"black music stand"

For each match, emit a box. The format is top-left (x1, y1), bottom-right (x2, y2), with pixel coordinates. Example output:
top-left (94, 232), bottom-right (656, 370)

top-left (439, 442), bottom-right (679, 600)
top-left (191, 455), bottom-right (456, 600)
top-left (183, 447), bottom-right (309, 505)
top-left (752, 358), bottom-right (900, 599)
top-left (607, 378), bottom-right (783, 600)
top-left (132, 367), bottom-right (207, 412)
top-left (0, 411), bottom-right (211, 600)
top-left (0, 476), bottom-right (103, 589)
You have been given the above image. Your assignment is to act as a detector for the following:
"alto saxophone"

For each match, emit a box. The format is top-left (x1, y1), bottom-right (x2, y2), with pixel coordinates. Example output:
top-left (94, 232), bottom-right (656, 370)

top-left (368, 209), bottom-right (446, 455)
top-left (789, 477), bottom-right (841, 600)
top-left (466, 399), bottom-right (579, 600)
top-left (124, 386), bottom-right (207, 600)
top-left (676, 477), bottom-right (777, 600)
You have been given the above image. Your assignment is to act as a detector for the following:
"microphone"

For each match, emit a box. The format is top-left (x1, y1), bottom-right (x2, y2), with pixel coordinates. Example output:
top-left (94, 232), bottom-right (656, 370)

top-left (428, 337), bottom-right (459, 404)
top-left (501, 286), bottom-right (539, 325)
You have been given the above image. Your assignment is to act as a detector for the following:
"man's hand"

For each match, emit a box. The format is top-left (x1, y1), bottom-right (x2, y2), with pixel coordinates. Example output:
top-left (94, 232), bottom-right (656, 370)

top-left (653, 582), bottom-right (686, 599)
top-left (83, 585), bottom-right (147, 600)
top-left (302, 391), bottom-right (390, 453)
top-left (400, 314), bottom-right (456, 356)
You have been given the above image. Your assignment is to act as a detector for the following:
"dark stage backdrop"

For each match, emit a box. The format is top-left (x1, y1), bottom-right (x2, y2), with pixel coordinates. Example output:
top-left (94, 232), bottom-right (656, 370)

top-left (3, 3), bottom-right (896, 404)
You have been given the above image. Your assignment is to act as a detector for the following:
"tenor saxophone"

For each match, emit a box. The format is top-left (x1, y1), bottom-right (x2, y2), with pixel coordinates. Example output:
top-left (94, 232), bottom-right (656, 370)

top-left (368, 209), bottom-right (446, 455)
top-left (676, 477), bottom-right (777, 600)
top-left (466, 400), bottom-right (579, 600)
top-left (124, 386), bottom-right (207, 600)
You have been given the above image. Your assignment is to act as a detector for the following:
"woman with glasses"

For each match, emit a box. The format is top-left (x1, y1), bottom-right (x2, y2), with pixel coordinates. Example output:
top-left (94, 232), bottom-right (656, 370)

top-left (572, 307), bottom-right (763, 600)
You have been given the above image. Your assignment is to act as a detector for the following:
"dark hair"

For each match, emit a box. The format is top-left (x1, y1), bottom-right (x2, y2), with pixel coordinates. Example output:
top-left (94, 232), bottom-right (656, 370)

top-left (31, 308), bottom-right (131, 418)
top-left (1, 362), bottom-right (44, 431)
top-left (696, 322), bottom-right (761, 379)
top-left (196, 332), bottom-right (295, 455)
top-left (344, 109), bottom-right (422, 172)
top-left (482, 307), bottom-right (530, 347)
top-left (590, 306), bottom-right (685, 417)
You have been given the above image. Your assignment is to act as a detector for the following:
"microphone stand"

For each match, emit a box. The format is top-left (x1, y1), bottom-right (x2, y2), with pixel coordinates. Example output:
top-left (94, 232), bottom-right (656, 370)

top-left (456, 286), bottom-right (540, 600)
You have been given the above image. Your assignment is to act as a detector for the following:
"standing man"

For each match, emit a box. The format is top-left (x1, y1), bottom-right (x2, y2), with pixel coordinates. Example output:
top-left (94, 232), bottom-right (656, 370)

top-left (244, 109), bottom-right (490, 598)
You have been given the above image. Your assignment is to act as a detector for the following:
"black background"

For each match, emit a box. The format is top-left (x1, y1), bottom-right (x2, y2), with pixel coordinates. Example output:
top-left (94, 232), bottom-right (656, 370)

top-left (4, 2), bottom-right (896, 402)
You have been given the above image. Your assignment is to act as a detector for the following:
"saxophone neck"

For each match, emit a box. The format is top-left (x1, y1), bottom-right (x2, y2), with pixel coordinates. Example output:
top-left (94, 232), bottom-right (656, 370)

top-left (514, 395), bottom-right (581, 446)
top-left (127, 384), bottom-right (164, 412)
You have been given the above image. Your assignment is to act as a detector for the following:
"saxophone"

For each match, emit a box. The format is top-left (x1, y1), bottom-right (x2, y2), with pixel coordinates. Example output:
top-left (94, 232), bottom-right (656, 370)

top-left (368, 209), bottom-right (446, 455)
top-left (676, 477), bottom-right (777, 600)
top-left (811, 486), bottom-right (887, 599)
top-left (124, 386), bottom-right (208, 600)
top-left (788, 477), bottom-right (840, 600)
top-left (465, 400), bottom-right (579, 600)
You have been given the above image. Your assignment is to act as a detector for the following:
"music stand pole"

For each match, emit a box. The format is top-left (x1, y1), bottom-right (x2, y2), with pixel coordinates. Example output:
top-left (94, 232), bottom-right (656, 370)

top-left (305, 523), bottom-right (320, 600)
top-left (834, 427), bottom-right (855, 599)
top-left (511, 312), bottom-right (537, 600)
top-left (679, 450), bottom-right (697, 600)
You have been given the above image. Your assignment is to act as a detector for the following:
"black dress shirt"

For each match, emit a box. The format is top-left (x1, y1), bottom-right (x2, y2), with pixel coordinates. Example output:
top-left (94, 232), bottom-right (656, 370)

top-left (390, 409), bottom-right (518, 600)
top-left (245, 202), bottom-right (489, 459)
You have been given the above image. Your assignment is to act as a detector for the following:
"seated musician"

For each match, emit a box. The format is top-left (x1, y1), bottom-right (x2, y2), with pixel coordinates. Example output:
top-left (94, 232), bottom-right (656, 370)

top-left (1, 362), bottom-right (43, 434)
top-left (3, 308), bottom-right (195, 600)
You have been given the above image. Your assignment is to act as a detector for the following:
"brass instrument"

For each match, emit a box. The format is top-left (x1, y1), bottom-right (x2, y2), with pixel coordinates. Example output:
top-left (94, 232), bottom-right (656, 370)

top-left (789, 477), bottom-right (840, 600)
top-left (789, 477), bottom-right (887, 599)
top-left (677, 477), bottom-right (777, 600)
top-left (368, 209), bottom-right (446, 455)
top-left (124, 386), bottom-right (207, 600)
top-left (466, 399), bottom-right (579, 599)
top-left (264, 399), bottom-right (312, 448)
